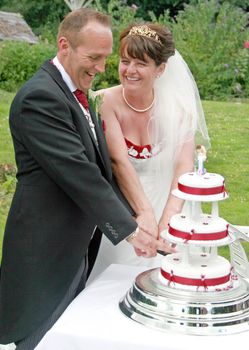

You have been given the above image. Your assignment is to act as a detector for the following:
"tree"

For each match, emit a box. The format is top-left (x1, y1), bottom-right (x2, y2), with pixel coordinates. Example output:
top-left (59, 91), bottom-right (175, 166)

top-left (126, 0), bottom-right (187, 19)
top-left (0, 0), bottom-right (69, 38)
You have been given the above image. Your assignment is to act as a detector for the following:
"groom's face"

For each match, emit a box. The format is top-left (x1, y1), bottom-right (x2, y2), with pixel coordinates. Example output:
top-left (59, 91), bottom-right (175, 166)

top-left (60, 22), bottom-right (113, 93)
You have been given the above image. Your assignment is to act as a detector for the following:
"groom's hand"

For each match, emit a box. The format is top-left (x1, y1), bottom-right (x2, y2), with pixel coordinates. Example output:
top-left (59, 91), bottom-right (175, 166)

top-left (126, 227), bottom-right (174, 258)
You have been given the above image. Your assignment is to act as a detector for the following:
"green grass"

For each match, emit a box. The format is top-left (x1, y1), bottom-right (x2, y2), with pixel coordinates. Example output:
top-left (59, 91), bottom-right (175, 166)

top-left (0, 91), bottom-right (248, 260)
top-left (203, 100), bottom-right (249, 226)
top-left (202, 100), bottom-right (249, 258)
top-left (0, 90), bottom-right (15, 164)
top-left (0, 90), bottom-right (15, 258)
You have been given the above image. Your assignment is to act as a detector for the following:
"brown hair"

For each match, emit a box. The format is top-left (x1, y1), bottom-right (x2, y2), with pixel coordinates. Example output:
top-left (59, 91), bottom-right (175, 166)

top-left (120, 23), bottom-right (175, 66)
top-left (57, 8), bottom-right (111, 48)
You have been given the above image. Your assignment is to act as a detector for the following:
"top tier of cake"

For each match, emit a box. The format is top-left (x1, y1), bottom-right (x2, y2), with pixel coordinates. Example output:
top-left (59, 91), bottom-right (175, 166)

top-left (172, 172), bottom-right (228, 202)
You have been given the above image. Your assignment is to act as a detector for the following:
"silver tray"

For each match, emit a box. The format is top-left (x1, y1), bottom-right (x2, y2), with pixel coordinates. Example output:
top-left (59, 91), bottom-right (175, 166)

top-left (119, 268), bottom-right (249, 335)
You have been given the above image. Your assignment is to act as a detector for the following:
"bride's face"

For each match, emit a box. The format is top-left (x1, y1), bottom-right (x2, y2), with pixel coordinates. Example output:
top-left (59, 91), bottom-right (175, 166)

top-left (119, 53), bottom-right (164, 92)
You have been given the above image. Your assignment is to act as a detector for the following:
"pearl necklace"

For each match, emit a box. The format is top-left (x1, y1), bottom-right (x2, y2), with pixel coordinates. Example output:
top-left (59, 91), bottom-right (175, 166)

top-left (122, 88), bottom-right (155, 113)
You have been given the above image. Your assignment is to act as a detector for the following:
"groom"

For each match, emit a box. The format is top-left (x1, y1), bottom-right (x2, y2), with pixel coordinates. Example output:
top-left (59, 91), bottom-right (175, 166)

top-left (0, 8), bottom-right (169, 349)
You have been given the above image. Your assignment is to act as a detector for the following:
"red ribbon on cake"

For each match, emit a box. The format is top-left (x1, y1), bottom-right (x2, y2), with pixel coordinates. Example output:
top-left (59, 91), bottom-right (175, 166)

top-left (161, 269), bottom-right (231, 287)
top-left (168, 224), bottom-right (229, 241)
top-left (178, 181), bottom-right (226, 196)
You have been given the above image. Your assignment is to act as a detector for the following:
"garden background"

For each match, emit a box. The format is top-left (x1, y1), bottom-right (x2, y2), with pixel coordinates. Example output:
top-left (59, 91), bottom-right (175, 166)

top-left (0, 0), bottom-right (249, 261)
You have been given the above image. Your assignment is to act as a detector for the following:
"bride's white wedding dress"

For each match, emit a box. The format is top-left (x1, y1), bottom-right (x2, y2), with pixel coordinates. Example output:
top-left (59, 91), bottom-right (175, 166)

top-left (88, 139), bottom-right (173, 283)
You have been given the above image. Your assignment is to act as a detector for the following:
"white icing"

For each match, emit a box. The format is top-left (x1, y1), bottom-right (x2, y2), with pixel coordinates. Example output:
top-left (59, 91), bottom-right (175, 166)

top-left (179, 172), bottom-right (224, 189)
top-left (169, 213), bottom-right (228, 236)
top-left (160, 253), bottom-right (232, 291)
top-left (172, 172), bottom-right (228, 201)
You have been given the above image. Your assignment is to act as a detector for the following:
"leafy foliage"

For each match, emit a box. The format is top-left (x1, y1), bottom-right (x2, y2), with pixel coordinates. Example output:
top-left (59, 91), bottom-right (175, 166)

top-left (158, 0), bottom-right (249, 100)
top-left (95, 0), bottom-right (139, 51)
top-left (0, 0), bottom-right (249, 99)
top-left (93, 53), bottom-right (119, 89)
top-left (0, 41), bottom-right (56, 92)
top-left (220, 0), bottom-right (249, 11)
top-left (0, 0), bottom-right (69, 39)
top-left (125, 0), bottom-right (187, 19)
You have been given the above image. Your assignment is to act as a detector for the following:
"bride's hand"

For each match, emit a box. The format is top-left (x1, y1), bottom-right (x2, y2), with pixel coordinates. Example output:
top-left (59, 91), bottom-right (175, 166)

top-left (158, 204), bottom-right (182, 236)
top-left (158, 218), bottom-right (169, 236)
top-left (135, 210), bottom-right (158, 239)
top-left (158, 216), bottom-right (177, 254)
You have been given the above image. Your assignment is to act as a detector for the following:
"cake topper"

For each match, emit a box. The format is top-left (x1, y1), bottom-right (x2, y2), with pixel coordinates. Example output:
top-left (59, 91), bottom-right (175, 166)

top-left (196, 144), bottom-right (207, 175)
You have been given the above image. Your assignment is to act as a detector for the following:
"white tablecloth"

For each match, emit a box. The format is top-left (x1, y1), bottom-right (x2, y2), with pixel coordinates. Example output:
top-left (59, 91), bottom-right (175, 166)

top-left (35, 263), bottom-right (248, 350)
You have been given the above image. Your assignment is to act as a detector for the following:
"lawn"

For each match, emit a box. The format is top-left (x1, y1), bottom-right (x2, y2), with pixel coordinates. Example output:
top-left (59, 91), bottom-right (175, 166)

top-left (0, 90), bottom-right (249, 260)
top-left (202, 100), bottom-right (249, 226)
top-left (201, 100), bottom-right (249, 258)
top-left (0, 90), bottom-right (15, 164)
top-left (0, 90), bottom-right (15, 258)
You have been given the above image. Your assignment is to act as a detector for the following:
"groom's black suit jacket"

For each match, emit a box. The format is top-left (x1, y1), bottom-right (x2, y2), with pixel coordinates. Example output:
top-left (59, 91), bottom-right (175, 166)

top-left (0, 61), bottom-right (136, 343)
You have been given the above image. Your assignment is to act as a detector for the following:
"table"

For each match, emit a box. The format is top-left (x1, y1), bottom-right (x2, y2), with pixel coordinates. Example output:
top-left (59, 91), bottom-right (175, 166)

top-left (35, 263), bottom-right (249, 350)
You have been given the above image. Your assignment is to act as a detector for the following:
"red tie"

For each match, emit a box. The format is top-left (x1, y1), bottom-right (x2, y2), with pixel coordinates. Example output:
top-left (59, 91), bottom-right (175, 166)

top-left (74, 89), bottom-right (89, 110)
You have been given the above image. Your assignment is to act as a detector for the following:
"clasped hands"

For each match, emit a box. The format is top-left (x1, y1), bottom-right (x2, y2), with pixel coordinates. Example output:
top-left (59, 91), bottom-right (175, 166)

top-left (127, 210), bottom-right (176, 258)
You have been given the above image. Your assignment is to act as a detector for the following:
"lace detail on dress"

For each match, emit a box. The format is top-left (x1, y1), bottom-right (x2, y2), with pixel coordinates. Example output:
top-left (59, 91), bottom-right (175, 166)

top-left (125, 138), bottom-right (159, 159)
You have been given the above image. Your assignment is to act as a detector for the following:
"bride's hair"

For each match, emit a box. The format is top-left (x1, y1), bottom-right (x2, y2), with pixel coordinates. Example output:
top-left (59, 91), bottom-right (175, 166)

top-left (119, 23), bottom-right (175, 66)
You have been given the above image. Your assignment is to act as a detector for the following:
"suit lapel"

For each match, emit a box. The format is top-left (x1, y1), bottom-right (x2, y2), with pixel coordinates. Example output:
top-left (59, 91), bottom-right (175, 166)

top-left (41, 60), bottom-right (112, 179)
top-left (89, 106), bottom-right (112, 179)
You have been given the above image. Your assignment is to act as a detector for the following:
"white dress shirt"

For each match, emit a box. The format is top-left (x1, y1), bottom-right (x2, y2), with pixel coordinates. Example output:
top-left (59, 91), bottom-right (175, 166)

top-left (52, 56), bottom-right (97, 141)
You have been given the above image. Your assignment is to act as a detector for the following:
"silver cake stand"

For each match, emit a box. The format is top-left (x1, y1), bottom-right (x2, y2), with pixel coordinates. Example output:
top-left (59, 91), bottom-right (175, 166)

top-left (119, 225), bottom-right (249, 335)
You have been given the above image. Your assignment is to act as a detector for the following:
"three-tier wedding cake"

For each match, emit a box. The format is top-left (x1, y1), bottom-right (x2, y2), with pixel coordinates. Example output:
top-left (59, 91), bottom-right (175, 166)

top-left (159, 145), bottom-right (238, 291)
top-left (119, 145), bottom-right (249, 335)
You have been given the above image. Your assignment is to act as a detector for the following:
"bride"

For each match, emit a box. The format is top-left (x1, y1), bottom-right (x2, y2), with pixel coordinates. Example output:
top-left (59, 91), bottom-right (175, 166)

top-left (88, 23), bottom-right (210, 282)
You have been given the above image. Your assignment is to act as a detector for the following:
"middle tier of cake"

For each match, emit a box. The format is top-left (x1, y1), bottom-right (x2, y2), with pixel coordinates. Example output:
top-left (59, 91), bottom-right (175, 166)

top-left (164, 213), bottom-right (233, 246)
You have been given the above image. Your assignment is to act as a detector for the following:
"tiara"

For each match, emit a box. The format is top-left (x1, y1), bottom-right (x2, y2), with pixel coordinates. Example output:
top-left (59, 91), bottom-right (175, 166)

top-left (128, 25), bottom-right (162, 44)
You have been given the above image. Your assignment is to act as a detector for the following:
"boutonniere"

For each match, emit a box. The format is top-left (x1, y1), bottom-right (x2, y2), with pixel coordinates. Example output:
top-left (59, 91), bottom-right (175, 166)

top-left (88, 90), bottom-right (104, 122)
top-left (88, 90), bottom-right (106, 133)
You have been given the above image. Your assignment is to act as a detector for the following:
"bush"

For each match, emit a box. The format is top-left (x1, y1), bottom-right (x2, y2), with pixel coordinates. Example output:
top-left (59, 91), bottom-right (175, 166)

top-left (1, 0), bottom-right (249, 100)
top-left (95, 0), bottom-right (139, 51)
top-left (0, 0), bottom-right (69, 40)
top-left (0, 40), bottom-right (56, 92)
top-left (126, 0), bottom-right (187, 19)
top-left (93, 54), bottom-right (120, 90)
top-left (158, 0), bottom-right (249, 100)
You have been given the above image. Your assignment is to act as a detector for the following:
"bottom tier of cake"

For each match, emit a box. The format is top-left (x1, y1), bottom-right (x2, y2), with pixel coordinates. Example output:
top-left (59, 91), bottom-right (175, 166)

top-left (119, 268), bottom-right (249, 335)
top-left (159, 252), bottom-right (235, 291)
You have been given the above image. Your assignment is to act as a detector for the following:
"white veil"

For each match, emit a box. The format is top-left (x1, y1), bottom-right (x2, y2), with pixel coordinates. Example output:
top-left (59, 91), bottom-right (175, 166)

top-left (145, 50), bottom-right (210, 219)
top-left (150, 50), bottom-right (210, 151)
